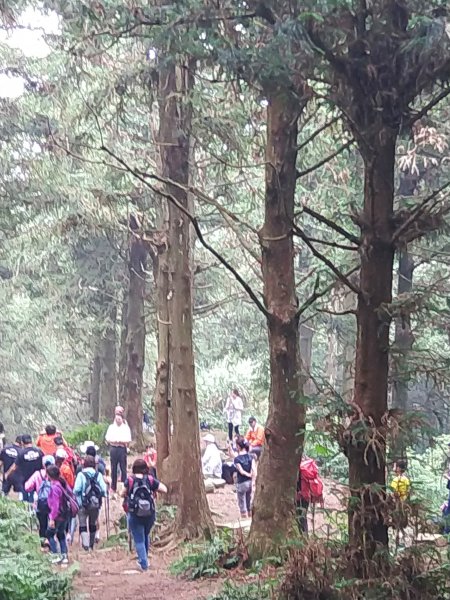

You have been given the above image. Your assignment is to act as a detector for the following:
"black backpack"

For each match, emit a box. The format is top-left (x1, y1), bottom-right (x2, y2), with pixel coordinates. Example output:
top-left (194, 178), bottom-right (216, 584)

top-left (128, 476), bottom-right (155, 518)
top-left (82, 472), bottom-right (103, 510)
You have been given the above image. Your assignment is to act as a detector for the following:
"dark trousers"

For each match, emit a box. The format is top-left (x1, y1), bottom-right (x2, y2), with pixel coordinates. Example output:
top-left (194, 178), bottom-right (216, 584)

top-left (296, 498), bottom-right (309, 533)
top-left (228, 422), bottom-right (240, 441)
top-left (110, 446), bottom-right (127, 491)
top-left (36, 511), bottom-right (49, 539)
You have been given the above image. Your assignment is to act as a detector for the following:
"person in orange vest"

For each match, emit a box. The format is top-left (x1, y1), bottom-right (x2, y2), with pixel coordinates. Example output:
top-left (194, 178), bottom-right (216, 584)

top-left (36, 425), bottom-right (64, 456)
top-left (244, 417), bottom-right (265, 458)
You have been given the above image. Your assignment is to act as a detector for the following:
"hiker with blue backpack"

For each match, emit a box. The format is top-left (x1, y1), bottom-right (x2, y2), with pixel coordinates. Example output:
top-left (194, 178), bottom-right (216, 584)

top-left (24, 454), bottom-right (55, 547)
top-left (122, 458), bottom-right (167, 572)
top-left (73, 454), bottom-right (107, 551)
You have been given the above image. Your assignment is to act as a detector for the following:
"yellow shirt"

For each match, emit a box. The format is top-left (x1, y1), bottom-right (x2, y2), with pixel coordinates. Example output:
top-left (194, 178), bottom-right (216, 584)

top-left (391, 474), bottom-right (410, 501)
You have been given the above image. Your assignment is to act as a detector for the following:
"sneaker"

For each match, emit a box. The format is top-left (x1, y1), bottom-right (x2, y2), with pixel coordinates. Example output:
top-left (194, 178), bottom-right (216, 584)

top-left (61, 555), bottom-right (69, 565)
top-left (51, 555), bottom-right (63, 565)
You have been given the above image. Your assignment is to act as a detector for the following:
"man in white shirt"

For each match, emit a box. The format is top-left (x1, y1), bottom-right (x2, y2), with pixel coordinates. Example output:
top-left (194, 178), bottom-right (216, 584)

top-left (201, 434), bottom-right (222, 479)
top-left (105, 406), bottom-right (131, 494)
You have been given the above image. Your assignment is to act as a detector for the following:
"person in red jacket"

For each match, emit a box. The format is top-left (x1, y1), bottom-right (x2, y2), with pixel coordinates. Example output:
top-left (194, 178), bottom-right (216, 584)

top-left (296, 456), bottom-right (323, 534)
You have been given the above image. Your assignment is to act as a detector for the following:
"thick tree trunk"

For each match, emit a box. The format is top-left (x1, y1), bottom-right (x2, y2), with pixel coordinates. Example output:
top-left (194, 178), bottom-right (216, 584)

top-left (247, 89), bottom-right (305, 559)
top-left (118, 295), bottom-right (128, 407)
top-left (99, 305), bottom-right (118, 421)
top-left (347, 131), bottom-right (396, 567)
top-left (153, 202), bottom-right (171, 470)
top-left (90, 350), bottom-right (101, 423)
top-left (123, 228), bottom-right (146, 448)
top-left (158, 59), bottom-right (214, 539)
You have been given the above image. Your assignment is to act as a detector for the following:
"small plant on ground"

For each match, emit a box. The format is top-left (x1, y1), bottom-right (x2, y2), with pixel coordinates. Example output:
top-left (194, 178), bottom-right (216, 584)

top-left (0, 497), bottom-right (74, 600)
top-left (209, 579), bottom-right (277, 600)
top-left (170, 530), bottom-right (238, 580)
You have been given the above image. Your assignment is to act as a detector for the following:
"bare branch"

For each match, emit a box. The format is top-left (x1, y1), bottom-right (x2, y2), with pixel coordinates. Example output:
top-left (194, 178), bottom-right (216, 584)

top-left (296, 139), bottom-right (354, 180)
top-left (409, 87), bottom-right (450, 126)
top-left (298, 205), bottom-right (360, 245)
top-left (296, 265), bottom-right (360, 318)
top-left (392, 181), bottom-right (450, 244)
top-left (101, 145), bottom-right (269, 318)
top-left (296, 116), bottom-right (341, 152)
top-left (293, 224), bottom-right (360, 295)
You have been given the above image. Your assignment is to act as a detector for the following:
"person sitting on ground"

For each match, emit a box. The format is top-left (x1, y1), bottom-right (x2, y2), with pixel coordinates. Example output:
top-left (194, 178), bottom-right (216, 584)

top-left (6, 434), bottom-right (43, 503)
top-left (46, 465), bottom-right (73, 565)
top-left (105, 406), bottom-right (132, 497)
top-left (55, 448), bottom-right (75, 489)
top-left (73, 455), bottom-right (107, 551)
top-left (201, 433), bottom-right (222, 479)
top-left (244, 417), bottom-right (265, 458)
top-left (0, 435), bottom-right (22, 496)
top-left (122, 458), bottom-right (167, 572)
top-left (25, 454), bottom-right (55, 547)
top-left (36, 425), bottom-right (64, 456)
top-left (234, 436), bottom-right (255, 519)
top-left (390, 460), bottom-right (411, 501)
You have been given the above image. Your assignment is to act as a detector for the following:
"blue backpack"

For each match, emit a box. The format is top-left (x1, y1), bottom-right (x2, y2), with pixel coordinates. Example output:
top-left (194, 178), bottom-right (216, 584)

top-left (37, 479), bottom-right (51, 514)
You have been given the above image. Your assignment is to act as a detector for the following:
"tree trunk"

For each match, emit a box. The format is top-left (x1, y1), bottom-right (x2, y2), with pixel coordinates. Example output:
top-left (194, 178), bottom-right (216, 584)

top-left (153, 201), bottom-right (171, 470)
top-left (158, 58), bottom-right (214, 539)
top-left (123, 224), bottom-right (146, 448)
top-left (99, 305), bottom-right (118, 421)
top-left (247, 88), bottom-right (305, 559)
top-left (118, 295), bottom-right (128, 407)
top-left (347, 130), bottom-right (396, 568)
top-left (90, 350), bottom-right (101, 423)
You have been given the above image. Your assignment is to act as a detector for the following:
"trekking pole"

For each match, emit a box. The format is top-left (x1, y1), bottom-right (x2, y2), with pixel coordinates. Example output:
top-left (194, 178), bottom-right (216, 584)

top-left (105, 485), bottom-right (110, 540)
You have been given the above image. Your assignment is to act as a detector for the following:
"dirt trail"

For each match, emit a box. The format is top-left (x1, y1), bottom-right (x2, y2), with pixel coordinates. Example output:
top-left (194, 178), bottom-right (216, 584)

top-left (72, 479), bottom-right (346, 599)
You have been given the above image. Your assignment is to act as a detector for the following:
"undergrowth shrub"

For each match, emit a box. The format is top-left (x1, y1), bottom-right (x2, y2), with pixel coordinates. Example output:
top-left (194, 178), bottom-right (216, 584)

top-left (170, 531), bottom-right (238, 580)
top-left (65, 422), bottom-right (108, 453)
top-left (0, 497), bottom-right (73, 600)
top-left (209, 579), bottom-right (276, 600)
top-left (279, 539), bottom-right (450, 600)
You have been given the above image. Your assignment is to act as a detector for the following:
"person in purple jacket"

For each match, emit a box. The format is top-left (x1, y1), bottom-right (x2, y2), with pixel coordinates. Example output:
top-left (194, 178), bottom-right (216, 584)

top-left (46, 465), bottom-right (71, 564)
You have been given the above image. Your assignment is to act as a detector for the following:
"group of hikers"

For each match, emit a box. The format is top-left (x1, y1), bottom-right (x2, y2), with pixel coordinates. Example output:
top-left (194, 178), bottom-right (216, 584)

top-left (0, 407), bottom-right (166, 572)
top-left (2, 395), bottom-right (448, 573)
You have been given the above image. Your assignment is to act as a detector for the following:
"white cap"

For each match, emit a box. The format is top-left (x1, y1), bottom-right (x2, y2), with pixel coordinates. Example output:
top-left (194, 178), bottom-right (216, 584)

top-left (80, 440), bottom-right (99, 453)
top-left (55, 448), bottom-right (68, 459)
top-left (203, 433), bottom-right (215, 444)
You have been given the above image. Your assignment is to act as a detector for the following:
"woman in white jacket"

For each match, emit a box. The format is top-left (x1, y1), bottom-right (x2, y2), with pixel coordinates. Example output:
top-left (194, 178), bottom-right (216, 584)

top-left (224, 388), bottom-right (244, 442)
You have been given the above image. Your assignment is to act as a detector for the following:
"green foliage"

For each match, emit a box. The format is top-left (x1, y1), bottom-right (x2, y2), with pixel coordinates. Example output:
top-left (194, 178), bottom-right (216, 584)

top-left (0, 497), bottom-right (73, 600)
top-left (64, 422), bottom-right (109, 453)
top-left (209, 579), bottom-right (275, 600)
top-left (170, 531), bottom-right (237, 580)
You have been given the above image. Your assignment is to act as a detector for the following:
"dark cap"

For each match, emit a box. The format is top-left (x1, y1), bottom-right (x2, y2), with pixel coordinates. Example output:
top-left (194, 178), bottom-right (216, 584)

top-left (15, 435), bottom-right (23, 445)
top-left (21, 434), bottom-right (32, 445)
top-left (248, 416), bottom-right (256, 423)
top-left (54, 436), bottom-right (64, 446)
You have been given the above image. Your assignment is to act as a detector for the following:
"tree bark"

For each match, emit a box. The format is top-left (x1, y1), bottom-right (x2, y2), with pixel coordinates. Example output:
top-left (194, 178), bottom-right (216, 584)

top-left (99, 305), bottom-right (118, 421)
top-left (118, 295), bottom-right (128, 407)
top-left (90, 350), bottom-right (101, 423)
top-left (247, 88), bottom-right (305, 559)
top-left (347, 130), bottom-right (396, 567)
top-left (123, 224), bottom-right (147, 448)
top-left (158, 58), bottom-right (214, 539)
top-left (153, 201), bottom-right (171, 469)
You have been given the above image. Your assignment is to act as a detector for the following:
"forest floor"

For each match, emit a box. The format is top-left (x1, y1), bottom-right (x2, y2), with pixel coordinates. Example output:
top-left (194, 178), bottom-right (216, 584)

top-left (71, 479), bottom-right (347, 600)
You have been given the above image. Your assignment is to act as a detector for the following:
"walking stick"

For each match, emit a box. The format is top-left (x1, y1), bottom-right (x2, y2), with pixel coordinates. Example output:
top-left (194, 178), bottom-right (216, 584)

top-left (105, 485), bottom-right (110, 540)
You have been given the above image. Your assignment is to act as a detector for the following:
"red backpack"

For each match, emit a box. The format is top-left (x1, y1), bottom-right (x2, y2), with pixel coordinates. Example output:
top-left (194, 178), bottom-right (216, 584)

top-left (298, 458), bottom-right (324, 505)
